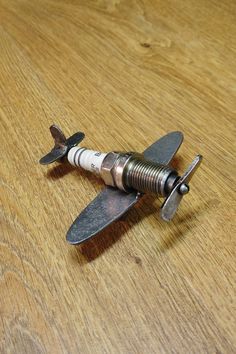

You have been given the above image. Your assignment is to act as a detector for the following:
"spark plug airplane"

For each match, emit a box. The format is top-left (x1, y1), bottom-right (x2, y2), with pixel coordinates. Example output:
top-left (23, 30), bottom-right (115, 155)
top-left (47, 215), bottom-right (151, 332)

top-left (40, 124), bottom-right (202, 245)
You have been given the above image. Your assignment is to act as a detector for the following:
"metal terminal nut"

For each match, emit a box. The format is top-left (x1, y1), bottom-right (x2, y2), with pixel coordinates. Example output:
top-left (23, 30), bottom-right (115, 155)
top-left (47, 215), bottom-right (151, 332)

top-left (112, 152), bottom-right (142, 191)
top-left (100, 152), bottom-right (140, 190)
top-left (100, 152), bottom-right (121, 187)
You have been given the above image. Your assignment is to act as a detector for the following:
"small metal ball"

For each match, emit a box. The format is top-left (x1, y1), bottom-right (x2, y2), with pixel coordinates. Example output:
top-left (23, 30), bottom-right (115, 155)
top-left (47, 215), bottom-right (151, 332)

top-left (179, 183), bottom-right (189, 195)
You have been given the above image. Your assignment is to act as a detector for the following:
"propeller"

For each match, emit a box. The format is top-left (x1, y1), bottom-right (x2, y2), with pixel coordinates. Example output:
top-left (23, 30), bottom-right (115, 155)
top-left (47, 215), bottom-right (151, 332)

top-left (160, 154), bottom-right (203, 221)
top-left (39, 124), bottom-right (85, 165)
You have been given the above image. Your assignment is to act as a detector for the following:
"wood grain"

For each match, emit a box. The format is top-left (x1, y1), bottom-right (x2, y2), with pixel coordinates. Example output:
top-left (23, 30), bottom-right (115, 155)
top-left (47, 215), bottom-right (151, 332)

top-left (0, 0), bottom-right (236, 353)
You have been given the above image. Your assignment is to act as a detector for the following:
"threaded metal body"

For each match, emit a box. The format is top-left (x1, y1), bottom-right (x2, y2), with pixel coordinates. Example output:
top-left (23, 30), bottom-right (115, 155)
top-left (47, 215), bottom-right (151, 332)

top-left (123, 157), bottom-right (178, 197)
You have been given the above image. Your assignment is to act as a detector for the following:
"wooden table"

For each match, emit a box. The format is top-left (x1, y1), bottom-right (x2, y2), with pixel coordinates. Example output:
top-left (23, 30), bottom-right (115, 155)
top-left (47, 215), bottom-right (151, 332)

top-left (1, 1), bottom-right (235, 353)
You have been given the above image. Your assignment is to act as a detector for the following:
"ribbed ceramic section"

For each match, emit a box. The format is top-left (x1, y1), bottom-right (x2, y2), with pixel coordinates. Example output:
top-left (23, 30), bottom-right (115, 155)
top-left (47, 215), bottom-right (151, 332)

top-left (125, 159), bottom-right (174, 197)
top-left (67, 146), bottom-right (107, 174)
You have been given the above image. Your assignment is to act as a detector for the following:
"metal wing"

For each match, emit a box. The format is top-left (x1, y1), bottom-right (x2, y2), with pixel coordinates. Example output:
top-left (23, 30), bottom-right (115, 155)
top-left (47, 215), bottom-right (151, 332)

top-left (66, 188), bottom-right (139, 244)
top-left (66, 131), bottom-right (184, 244)
top-left (143, 131), bottom-right (183, 165)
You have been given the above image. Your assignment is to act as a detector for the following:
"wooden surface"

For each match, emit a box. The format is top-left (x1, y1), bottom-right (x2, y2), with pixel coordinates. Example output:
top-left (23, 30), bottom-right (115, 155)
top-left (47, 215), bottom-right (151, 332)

top-left (0, 0), bottom-right (236, 353)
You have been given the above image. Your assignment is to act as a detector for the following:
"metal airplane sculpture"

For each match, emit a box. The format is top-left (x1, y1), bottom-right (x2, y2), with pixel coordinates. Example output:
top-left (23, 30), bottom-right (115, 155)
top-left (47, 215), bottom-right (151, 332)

top-left (40, 124), bottom-right (202, 245)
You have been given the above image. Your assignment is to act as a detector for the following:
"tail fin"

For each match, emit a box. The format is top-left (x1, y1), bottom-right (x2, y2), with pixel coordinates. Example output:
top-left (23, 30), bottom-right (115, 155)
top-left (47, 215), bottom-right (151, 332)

top-left (39, 124), bottom-right (85, 165)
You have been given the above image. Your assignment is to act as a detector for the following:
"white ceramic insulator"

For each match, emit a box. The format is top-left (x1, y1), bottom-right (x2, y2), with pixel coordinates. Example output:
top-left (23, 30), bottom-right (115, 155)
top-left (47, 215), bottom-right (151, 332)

top-left (67, 146), bottom-right (107, 175)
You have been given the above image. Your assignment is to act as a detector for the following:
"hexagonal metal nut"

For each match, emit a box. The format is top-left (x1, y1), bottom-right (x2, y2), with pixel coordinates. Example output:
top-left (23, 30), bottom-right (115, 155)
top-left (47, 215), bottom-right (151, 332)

top-left (100, 152), bottom-right (120, 187)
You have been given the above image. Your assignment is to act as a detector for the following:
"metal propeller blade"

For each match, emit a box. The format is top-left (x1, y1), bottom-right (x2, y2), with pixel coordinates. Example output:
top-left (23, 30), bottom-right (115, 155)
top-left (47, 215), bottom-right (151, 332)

top-left (39, 124), bottom-right (85, 165)
top-left (67, 187), bottom-right (139, 244)
top-left (143, 131), bottom-right (183, 165)
top-left (160, 154), bottom-right (203, 221)
top-left (66, 131), bottom-right (183, 244)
